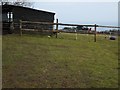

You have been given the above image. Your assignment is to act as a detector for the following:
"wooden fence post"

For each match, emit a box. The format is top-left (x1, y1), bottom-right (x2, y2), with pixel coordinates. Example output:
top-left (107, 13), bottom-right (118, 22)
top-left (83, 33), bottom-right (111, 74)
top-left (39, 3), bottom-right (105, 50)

top-left (56, 19), bottom-right (58, 38)
top-left (75, 29), bottom-right (77, 40)
top-left (10, 22), bottom-right (14, 34)
top-left (19, 20), bottom-right (22, 36)
top-left (94, 24), bottom-right (97, 42)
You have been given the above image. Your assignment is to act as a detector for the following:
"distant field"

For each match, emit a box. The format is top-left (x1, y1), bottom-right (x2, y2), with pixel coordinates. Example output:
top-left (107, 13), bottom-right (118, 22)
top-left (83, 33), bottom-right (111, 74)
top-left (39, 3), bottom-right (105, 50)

top-left (2, 33), bottom-right (118, 88)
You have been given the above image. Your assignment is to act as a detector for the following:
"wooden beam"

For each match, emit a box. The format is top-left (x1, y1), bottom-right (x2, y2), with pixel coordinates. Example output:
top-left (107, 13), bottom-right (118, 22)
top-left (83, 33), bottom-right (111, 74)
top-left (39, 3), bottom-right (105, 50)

top-left (56, 19), bottom-right (58, 38)
top-left (21, 20), bottom-right (95, 27)
top-left (19, 20), bottom-right (22, 36)
top-left (94, 24), bottom-right (97, 42)
top-left (98, 25), bottom-right (120, 28)
top-left (21, 20), bottom-right (120, 28)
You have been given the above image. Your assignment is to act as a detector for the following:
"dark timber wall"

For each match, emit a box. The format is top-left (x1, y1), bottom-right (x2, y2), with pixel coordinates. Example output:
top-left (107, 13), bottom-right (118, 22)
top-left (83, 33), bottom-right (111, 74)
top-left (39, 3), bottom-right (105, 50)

top-left (2, 5), bottom-right (55, 34)
top-left (12, 6), bottom-right (54, 22)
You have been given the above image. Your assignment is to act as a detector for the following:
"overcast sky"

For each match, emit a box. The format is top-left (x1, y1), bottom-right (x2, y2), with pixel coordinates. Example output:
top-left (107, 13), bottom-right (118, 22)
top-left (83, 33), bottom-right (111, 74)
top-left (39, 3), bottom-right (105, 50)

top-left (34, 2), bottom-right (118, 24)
top-left (32, 1), bottom-right (118, 30)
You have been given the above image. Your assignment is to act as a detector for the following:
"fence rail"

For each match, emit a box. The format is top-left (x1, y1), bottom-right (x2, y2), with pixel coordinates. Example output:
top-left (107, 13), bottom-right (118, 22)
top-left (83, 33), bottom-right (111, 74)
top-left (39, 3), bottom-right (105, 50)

top-left (20, 20), bottom-right (120, 42)
top-left (2, 20), bottom-right (120, 42)
top-left (21, 20), bottom-right (120, 28)
top-left (98, 25), bottom-right (120, 28)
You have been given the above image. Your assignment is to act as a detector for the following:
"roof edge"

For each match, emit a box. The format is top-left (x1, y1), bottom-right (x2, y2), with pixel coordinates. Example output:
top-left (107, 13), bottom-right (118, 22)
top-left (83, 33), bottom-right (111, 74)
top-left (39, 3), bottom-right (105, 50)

top-left (2, 5), bottom-right (55, 14)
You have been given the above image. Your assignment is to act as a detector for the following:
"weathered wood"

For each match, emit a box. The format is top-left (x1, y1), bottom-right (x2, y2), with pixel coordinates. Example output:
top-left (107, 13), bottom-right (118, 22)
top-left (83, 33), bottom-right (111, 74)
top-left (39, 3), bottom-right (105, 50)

top-left (20, 20), bottom-right (120, 42)
top-left (75, 29), bottom-right (77, 40)
top-left (98, 25), bottom-right (120, 28)
top-left (10, 22), bottom-right (14, 32)
top-left (94, 24), bottom-right (97, 42)
top-left (21, 29), bottom-right (54, 32)
top-left (21, 20), bottom-right (120, 28)
top-left (56, 19), bottom-right (58, 38)
top-left (21, 20), bottom-right (95, 27)
top-left (19, 20), bottom-right (22, 36)
top-left (21, 29), bottom-right (35, 31)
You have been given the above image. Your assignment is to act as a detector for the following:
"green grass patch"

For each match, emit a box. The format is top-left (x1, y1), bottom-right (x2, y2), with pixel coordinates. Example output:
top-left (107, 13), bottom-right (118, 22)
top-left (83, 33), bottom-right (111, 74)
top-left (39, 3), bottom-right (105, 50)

top-left (2, 33), bottom-right (118, 88)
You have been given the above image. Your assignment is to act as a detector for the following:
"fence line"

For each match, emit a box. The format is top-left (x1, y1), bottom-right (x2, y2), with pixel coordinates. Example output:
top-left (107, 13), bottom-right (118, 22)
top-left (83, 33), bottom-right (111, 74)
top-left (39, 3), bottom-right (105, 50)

top-left (21, 20), bottom-right (120, 28)
top-left (21, 20), bottom-right (95, 27)
top-left (20, 20), bottom-right (120, 42)
top-left (98, 25), bottom-right (120, 28)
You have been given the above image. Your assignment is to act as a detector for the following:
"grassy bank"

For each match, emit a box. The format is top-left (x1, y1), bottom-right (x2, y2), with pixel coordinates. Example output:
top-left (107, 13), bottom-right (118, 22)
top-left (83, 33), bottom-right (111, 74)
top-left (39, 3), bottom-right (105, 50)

top-left (2, 33), bottom-right (118, 88)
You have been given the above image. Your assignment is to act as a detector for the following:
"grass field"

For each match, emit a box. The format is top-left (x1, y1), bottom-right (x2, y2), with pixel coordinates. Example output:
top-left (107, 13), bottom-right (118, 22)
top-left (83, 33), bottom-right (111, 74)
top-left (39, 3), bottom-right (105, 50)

top-left (2, 33), bottom-right (118, 88)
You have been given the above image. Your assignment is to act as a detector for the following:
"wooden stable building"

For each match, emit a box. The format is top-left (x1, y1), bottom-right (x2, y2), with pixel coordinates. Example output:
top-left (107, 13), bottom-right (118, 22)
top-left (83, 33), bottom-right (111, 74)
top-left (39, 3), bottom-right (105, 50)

top-left (2, 5), bottom-right (55, 34)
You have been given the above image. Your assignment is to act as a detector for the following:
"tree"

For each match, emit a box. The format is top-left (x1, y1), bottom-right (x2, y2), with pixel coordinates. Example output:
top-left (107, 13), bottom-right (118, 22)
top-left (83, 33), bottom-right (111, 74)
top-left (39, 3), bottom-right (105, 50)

top-left (63, 27), bottom-right (72, 30)
top-left (1, 0), bottom-right (34, 8)
top-left (76, 25), bottom-right (83, 30)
